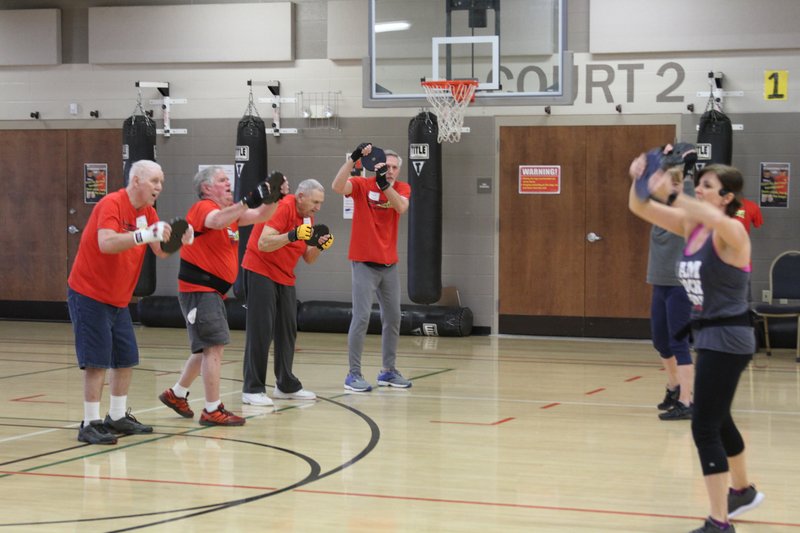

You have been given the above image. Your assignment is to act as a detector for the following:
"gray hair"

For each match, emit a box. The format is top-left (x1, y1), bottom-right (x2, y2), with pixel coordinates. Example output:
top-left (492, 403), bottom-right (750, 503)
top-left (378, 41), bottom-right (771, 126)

top-left (128, 160), bottom-right (162, 184)
top-left (384, 149), bottom-right (403, 168)
top-left (296, 178), bottom-right (324, 196)
top-left (193, 166), bottom-right (225, 198)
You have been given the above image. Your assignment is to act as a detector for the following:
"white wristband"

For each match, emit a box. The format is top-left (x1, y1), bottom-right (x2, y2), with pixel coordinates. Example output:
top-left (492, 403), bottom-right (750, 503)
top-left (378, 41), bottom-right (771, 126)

top-left (133, 221), bottom-right (166, 245)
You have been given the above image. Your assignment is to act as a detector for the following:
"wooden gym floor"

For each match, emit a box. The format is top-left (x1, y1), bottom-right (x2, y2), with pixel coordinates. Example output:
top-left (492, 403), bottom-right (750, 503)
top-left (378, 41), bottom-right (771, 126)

top-left (0, 320), bottom-right (798, 532)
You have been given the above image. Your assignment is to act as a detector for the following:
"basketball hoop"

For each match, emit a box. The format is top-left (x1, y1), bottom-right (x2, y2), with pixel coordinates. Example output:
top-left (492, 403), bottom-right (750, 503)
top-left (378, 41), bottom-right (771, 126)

top-left (421, 79), bottom-right (478, 143)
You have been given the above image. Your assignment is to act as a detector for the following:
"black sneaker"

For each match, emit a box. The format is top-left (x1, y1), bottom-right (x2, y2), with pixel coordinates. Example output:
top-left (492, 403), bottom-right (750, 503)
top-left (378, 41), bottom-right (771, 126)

top-left (728, 484), bottom-right (764, 519)
top-left (104, 408), bottom-right (153, 435)
top-left (78, 420), bottom-right (118, 445)
top-left (659, 402), bottom-right (693, 421)
top-left (690, 518), bottom-right (736, 532)
top-left (657, 386), bottom-right (680, 410)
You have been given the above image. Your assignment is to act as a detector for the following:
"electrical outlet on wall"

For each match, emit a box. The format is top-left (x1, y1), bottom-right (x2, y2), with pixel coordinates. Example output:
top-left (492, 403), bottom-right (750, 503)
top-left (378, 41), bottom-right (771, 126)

top-left (762, 290), bottom-right (771, 302)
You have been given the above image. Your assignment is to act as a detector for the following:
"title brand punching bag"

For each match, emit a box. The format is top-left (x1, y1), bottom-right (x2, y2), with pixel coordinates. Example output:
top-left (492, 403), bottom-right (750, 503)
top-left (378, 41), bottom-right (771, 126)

top-left (233, 114), bottom-right (268, 299)
top-left (697, 108), bottom-right (733, 166)
top-left (407, 112), bottom-right (443, 304)
top-left (123, 114), bottom-right (158, 297)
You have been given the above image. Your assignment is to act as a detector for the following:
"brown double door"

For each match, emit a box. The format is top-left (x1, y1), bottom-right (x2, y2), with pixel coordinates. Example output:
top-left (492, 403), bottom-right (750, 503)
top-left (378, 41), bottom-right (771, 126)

top-left (498, 124), bottom-right (676, 338)
top-left (0, 129), bottom-right (122, 303)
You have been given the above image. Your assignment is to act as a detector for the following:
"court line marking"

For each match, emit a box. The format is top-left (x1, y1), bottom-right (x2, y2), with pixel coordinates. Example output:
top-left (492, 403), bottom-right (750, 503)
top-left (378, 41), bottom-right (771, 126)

top-left (430, 417), bottom-right (514, 426)
top-left (0, 468), bottom-right (797, 528)
top-left (10, 394), bottom-right (65, 404)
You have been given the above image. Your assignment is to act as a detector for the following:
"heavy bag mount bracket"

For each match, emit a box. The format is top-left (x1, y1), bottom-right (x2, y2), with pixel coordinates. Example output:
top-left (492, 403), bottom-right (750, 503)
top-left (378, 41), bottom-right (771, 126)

top-left (250, 79), bottom-right (298, 137)
top-left (136, 81), bottom-right (188, 138)
top-left (694, 72), bottom-right (743, 131)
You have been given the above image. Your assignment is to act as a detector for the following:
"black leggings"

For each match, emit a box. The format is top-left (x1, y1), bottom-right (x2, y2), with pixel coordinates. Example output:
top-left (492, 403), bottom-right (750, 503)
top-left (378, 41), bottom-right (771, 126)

top-left (691, 348), bottom-right (752, 476)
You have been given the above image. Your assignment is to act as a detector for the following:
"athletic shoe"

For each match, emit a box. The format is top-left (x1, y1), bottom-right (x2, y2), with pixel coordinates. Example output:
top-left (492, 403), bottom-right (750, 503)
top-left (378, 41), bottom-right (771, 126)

top-left (199, 404), bottom-right (246, 426)
top-left (657, 386), bottom-right (680, 410)
top-left (272, 386), bottom-right (317, 400)
top-left (242, 392), bottom-right (274, 407)
top-left (104, 409), bottom-right (153, 435)
top-left (690, 518), bottom-right (735, 532)
top-left (376, 369), bottom-right (412, 388)
top-left (728, 484), bottom-right (765, 519)
top-left (159, 388), bottom-right (194, 418)
top-left (77, 420), bottom-right (117, 445)
top-left (344, 373), bottom-right (372, 392)
top-left (658, 402), bottom-right (693, 421)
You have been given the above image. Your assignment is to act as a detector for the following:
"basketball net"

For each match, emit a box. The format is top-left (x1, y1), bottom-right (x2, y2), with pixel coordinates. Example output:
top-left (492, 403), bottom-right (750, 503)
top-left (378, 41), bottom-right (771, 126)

top-left (421, 80), bottom-right (478, 143)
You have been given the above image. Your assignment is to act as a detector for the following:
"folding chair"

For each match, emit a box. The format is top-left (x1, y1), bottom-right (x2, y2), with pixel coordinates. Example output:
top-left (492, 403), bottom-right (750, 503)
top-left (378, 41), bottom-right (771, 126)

top-left (752, 250), bottom-right (800, 362)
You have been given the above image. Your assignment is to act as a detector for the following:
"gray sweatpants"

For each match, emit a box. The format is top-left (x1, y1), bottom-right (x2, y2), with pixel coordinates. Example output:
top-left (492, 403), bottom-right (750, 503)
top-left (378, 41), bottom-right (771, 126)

top-left (347, 261), bottom-right (401, 375)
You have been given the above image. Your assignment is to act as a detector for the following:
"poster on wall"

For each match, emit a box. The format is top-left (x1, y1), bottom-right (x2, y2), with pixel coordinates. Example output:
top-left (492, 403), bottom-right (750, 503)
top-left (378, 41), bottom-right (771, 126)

top-left (84, 163), bottom-right (108, 204)
top-left (759, 162), bottom-right (790, 208)
top-left (518, 165), bottom-right (561, 194)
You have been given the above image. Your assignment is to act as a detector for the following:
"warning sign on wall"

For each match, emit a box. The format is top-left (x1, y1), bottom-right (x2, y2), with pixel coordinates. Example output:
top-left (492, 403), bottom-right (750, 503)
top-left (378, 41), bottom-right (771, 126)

top-left (518, 165), bottom-right (561, 194)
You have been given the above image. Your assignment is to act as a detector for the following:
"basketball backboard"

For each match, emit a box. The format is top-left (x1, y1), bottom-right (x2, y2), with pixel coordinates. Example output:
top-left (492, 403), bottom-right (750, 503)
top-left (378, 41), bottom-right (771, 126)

top-left (365, 0), bottom-right (572, 107)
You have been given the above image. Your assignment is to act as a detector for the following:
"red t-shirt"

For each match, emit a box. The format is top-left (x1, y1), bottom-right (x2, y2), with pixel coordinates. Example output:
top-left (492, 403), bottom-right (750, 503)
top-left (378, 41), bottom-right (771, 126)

top-left (347, 177), bottom-right (411, 264)
top-left (734, 198), bottom-right (764, 234)
top-left (68, 188), bottom-right (158, 307)
top-left (241, 195), bottom-right (312, 286)
top-left (179, 199), bottom-right (240, 293)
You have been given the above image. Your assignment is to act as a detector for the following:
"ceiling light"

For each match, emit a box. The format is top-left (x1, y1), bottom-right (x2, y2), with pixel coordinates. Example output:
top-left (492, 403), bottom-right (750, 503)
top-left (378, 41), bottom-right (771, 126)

top-left (375, 21), bottom-right (411, 33)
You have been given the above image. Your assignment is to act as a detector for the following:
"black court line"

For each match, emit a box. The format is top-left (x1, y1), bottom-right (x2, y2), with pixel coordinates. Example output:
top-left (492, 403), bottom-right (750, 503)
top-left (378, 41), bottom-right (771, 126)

top-left (0, 395), bottom-right (381, 530)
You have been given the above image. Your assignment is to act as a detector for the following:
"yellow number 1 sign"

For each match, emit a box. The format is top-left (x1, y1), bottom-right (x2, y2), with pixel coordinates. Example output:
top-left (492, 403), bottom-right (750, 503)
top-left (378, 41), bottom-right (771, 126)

top-left (764, 70), bottom-right (788, 101)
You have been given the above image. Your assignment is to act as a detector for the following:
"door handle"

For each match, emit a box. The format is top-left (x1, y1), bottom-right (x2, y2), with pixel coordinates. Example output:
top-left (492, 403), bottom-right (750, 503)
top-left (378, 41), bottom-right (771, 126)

top-left (68, 225), bottom-right (80, 234)
top-left (586, 232), bottom-right (602, 243)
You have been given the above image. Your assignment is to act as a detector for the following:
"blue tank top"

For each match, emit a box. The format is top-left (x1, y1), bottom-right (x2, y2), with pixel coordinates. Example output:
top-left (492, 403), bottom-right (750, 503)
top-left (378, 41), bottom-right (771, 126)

top-left (677, 227), bottom-right (755, 354)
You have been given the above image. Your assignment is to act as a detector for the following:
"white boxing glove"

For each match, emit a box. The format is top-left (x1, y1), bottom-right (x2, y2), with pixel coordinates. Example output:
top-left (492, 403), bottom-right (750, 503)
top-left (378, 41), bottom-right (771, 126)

top-left (133, 221), bottom-right (167, 245)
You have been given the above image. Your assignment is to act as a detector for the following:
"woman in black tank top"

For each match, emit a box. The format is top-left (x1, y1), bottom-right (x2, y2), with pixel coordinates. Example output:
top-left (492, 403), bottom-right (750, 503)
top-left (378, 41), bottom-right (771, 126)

top-left (628, 149), bottom-right (763, 533)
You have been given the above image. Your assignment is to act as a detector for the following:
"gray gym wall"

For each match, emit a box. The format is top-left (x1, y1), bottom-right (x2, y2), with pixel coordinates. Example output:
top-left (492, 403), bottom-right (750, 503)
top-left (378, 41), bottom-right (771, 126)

top-left (1, 0), bottom-right (799, 331)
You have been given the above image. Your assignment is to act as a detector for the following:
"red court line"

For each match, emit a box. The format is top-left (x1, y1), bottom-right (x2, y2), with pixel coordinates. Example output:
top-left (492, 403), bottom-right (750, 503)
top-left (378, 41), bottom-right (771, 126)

top-left (625, 376), bottom-right (642, 382)
top-left (2, 469), bottom-right (796, 528)
top-left (541, 403), bottom-right (561, 409)
top-left (430, 417), bottom-right (514, 426)
top-left (9, 395), bottom-right (65, 404)
top-left (585, 388), bottom-right (606, 395)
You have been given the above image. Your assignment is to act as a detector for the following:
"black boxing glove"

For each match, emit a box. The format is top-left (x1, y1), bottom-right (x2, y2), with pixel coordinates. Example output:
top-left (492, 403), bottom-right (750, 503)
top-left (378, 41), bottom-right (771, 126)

top-left (242, 181), bottom-right (269, 208)
top-left (350, 142), bottom-right (371, 163)
top-left (375, 165), bottom-right (390, 191)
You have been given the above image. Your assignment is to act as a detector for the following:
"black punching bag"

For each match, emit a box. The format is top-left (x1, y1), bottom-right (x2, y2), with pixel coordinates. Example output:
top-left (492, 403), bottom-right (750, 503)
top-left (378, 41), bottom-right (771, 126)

top-left (407, 112), bottom-right (442, 304)
top-left (233, 114), bottom-right (268, 299)
top-left (697, 108), bottom-right (733, 166)
top-left (123, 114), bottom-right (158, 297)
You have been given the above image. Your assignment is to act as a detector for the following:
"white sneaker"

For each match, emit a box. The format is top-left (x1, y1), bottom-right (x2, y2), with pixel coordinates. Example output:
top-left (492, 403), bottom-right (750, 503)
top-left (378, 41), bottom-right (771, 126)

top-left (272, 386), bottom-right (317, 400)
top-left (242, 392), bottom-right (274, 406)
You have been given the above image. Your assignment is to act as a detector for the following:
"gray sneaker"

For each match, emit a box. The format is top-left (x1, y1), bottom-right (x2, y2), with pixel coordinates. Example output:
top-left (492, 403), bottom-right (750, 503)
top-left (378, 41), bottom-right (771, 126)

top-left (728, 484), bottom-right (764, 519)
top-left (104, 409), bottom-right (153, 435)
top-left (376, 369), bottom-right (412, 388)
top-left (344, 373), bottom-right (373, 392)
top-left (78, 419), bottom-right (118, 445)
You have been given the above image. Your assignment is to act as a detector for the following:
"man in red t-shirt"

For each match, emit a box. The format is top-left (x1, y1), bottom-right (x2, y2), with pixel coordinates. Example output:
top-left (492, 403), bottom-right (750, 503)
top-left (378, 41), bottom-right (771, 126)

top-left (240, 178), bottom-right (332, 406)
top-left (67, 160), bottom-right (193, 445)
top-left (734, 197), bottom-right (764, 234)
top-left (332, 144), bottom-right (412, 392)
top-left (158, 166), bottom-right (283, 426)
top-left (734, 196), bottom-right (764, 301)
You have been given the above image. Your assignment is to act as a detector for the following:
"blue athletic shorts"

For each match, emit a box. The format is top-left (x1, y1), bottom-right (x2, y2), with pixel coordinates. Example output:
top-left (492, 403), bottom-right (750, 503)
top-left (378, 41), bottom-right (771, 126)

top-left (67, 288), bottom-right (139, 369)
